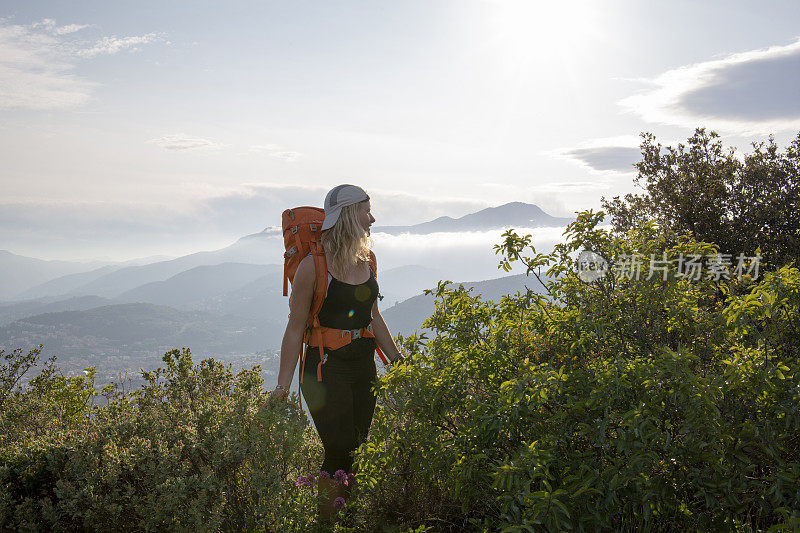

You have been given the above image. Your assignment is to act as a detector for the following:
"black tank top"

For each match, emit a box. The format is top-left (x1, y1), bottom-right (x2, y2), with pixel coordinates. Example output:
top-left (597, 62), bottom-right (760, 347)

top-left (318, 268), bottom-right (379, 329)
top-left (307, 266), bottom-right (379, 360)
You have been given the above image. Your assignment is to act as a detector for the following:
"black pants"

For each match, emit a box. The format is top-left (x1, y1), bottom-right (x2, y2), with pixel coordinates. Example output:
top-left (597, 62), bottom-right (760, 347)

top-left (300, 340), bottom-right (378, 474)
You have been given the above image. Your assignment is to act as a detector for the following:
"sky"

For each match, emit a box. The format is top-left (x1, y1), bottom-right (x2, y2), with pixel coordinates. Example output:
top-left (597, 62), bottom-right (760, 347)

top-left (1, 0), bottom-right (799, 263)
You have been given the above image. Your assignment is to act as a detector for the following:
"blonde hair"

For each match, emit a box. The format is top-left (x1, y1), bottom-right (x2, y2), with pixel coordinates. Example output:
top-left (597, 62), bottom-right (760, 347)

top-left (321, 201), bottom-right (372, 276)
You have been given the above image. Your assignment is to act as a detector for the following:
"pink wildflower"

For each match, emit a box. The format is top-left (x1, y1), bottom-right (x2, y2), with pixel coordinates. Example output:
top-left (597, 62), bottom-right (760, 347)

top-left (318, 470), bottom-right (330, 479)
top-left (294, 474), bottom-right (315, 488)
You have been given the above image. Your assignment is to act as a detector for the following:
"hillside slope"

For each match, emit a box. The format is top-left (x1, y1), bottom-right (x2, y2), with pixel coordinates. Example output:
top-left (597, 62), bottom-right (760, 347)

top-left (116, 263), bottom-right (279, 308)
top-left (383, 273), bottom-right (548, 337)
top-left (0, 303), bottom-right (284, 360)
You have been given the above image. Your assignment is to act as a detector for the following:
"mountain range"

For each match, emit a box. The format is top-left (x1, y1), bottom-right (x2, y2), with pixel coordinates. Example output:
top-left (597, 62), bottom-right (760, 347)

top-left (0, 202), bottom-right (570, 387)
top-left (0, 250), bottom-right (109, 301)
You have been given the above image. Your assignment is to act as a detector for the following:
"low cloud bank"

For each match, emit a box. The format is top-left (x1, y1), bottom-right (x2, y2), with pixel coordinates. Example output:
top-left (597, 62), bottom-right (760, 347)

top-left (0, 184), bottom-right (501, 262)
top-left (372, 226), bottom-right (569, 281)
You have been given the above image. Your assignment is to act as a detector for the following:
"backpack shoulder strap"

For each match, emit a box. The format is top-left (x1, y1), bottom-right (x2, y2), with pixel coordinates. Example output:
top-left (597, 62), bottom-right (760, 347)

top-left (308, 241), bottom-right (328, 327)
top-left (368, 250), bottom-right (377, 279)
top-left (299, 240), bottom-right (328, 385)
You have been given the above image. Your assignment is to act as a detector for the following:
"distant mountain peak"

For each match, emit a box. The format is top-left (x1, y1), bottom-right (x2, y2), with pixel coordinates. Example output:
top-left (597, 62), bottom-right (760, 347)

top-left (237, 202), bottom-right (570, 241)
top-left (373, 201), bottom-right (572, 235)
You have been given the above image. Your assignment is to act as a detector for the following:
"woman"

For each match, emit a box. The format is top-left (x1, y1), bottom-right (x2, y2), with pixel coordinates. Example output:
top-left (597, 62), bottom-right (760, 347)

top-left (271, 184), bottom-right (403, 522)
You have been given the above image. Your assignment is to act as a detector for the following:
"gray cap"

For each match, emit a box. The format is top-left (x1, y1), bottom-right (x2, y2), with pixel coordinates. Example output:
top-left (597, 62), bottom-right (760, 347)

top-left (321, 184), bottom-right (369, 231)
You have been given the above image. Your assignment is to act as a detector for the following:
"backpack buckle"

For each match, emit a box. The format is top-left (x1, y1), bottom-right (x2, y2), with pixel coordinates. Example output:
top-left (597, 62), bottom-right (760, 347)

top-left (310, 224), bottom-right (317, 231)
top-left (291, 225), bottom-right (299, 234)
top-left (340, 329), bottom-right (361, 340)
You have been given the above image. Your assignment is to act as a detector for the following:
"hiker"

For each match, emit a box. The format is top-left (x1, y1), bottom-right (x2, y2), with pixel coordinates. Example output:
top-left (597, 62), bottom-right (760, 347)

top-left (271, 184), bottom-right (404, 522)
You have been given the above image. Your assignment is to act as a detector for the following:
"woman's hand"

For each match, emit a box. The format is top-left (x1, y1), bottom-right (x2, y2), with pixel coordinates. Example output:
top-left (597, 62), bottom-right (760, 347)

top-left (262, 386), bottom-right (289, 411)
top-left (272, 386), bottom-right (289, 401)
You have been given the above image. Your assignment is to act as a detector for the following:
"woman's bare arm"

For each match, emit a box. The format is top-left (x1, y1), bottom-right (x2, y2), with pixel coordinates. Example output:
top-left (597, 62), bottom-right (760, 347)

top-left (273, 255), bottom-right (316, 398)
top-left (371, 298), bottom-right (402, 362)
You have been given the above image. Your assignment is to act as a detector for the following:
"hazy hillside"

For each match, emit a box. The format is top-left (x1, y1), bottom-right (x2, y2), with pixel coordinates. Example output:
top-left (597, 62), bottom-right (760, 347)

top-left (0, 295), bottom-right (112, 326)
top-left (173, 264), bottom-right (445, 322)
top-left (373, 202), bottom-right (574, 235)
top-left (186, 264), bottom-right (448, 321)
top-left (377, 265), bottom-right (446, 306)
top-left (116, 263), bottom-right (279, 308)
top-left (188, 272), bottom-right (287, 319)
top-left (65, 239), bottom-right (280, 298)
top-left (15, 265), bottom-right (126, 300)
top-left (0, 251), bottom-right (110, 300)
top-left (0, 302), bottom-right (283, 355)
top-left (383, 273), bottom-right (548, 337)
top-left (15, 265), bottom-right (123, 300)
top-left (0, 302), bottom-right (285, 386)
top-left (0, 263), bottom-right (441, 335)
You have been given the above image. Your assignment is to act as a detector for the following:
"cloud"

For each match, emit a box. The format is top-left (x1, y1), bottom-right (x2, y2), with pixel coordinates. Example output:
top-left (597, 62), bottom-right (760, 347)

top-left (372, 226), bottom-right (570, 280)
top-left (249, 144), bottom-right (303, 162)
top-left (75, 33), bottom-right (159, 58)
top-left (200, 183), bottom-right (328, 233)
top-left (535, 179), bottom-right (616, 192)
top-left (0, 194), bottom-right (573, 280)
top-left (0, 185), bottom-right (583, 284)
top-left (0, 184), bottom-right (503, 261)
top-left (557, 135), bottom-right (642, 174)
top-left (148, 134), bottom-right (221, 151)
top-left (149, 139), bottom-right (302, 157)
top-left (0, 21), bottom-right (95, 109)
top-left (0, 199), bottom-right (213, 261)
top-left (54, 24), bottom-right (90, 36)
top-left (621, 37), bottom-right (800, 133)
top-left (198, 183), bottom-right (492, 232)
top-left (0, 18), bottom-right (162, 110)
top-left (564, 146), bottom-right (641, 173)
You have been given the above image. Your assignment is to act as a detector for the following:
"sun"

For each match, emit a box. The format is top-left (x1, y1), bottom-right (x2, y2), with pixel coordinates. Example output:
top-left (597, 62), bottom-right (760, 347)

top-left (486, 0), bottom-right (597, 69)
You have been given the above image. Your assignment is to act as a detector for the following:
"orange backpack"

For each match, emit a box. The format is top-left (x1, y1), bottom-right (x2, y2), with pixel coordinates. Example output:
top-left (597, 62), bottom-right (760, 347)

top-left (282, 207), bottom-right (388, 385)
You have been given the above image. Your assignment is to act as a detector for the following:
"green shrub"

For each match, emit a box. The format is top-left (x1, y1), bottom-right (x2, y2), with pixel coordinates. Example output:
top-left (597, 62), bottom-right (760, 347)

top-left (1, 345), bottom-right (96, 450)
top-left (0, 348), bottom-right (320, 532)
top-left (354, 212), bottom-right (800, 532)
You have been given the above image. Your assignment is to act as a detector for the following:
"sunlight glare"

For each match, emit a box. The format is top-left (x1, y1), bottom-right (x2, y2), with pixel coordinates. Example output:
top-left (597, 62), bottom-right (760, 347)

top-left (487, 0), bottom-right (596, 69)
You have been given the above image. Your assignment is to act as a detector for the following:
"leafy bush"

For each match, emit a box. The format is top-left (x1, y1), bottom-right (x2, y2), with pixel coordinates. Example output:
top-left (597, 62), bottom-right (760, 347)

top-left (603, 128), bottom-right (800, 270)
top-left (354, 212), bottom-right (800, 531)
top-left (1, 345), bottom-right (96, 449)
top-left (0, 348), bottom-right (320, 532)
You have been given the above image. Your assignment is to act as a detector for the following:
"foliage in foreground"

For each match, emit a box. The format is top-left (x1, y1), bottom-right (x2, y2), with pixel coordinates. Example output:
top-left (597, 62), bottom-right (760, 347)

top-left (355, 212), bottom-right (800, 532)
top-left (2, 211), bottom-right (799, 532)
top-left (0, 348), bottom-right (319, 532)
